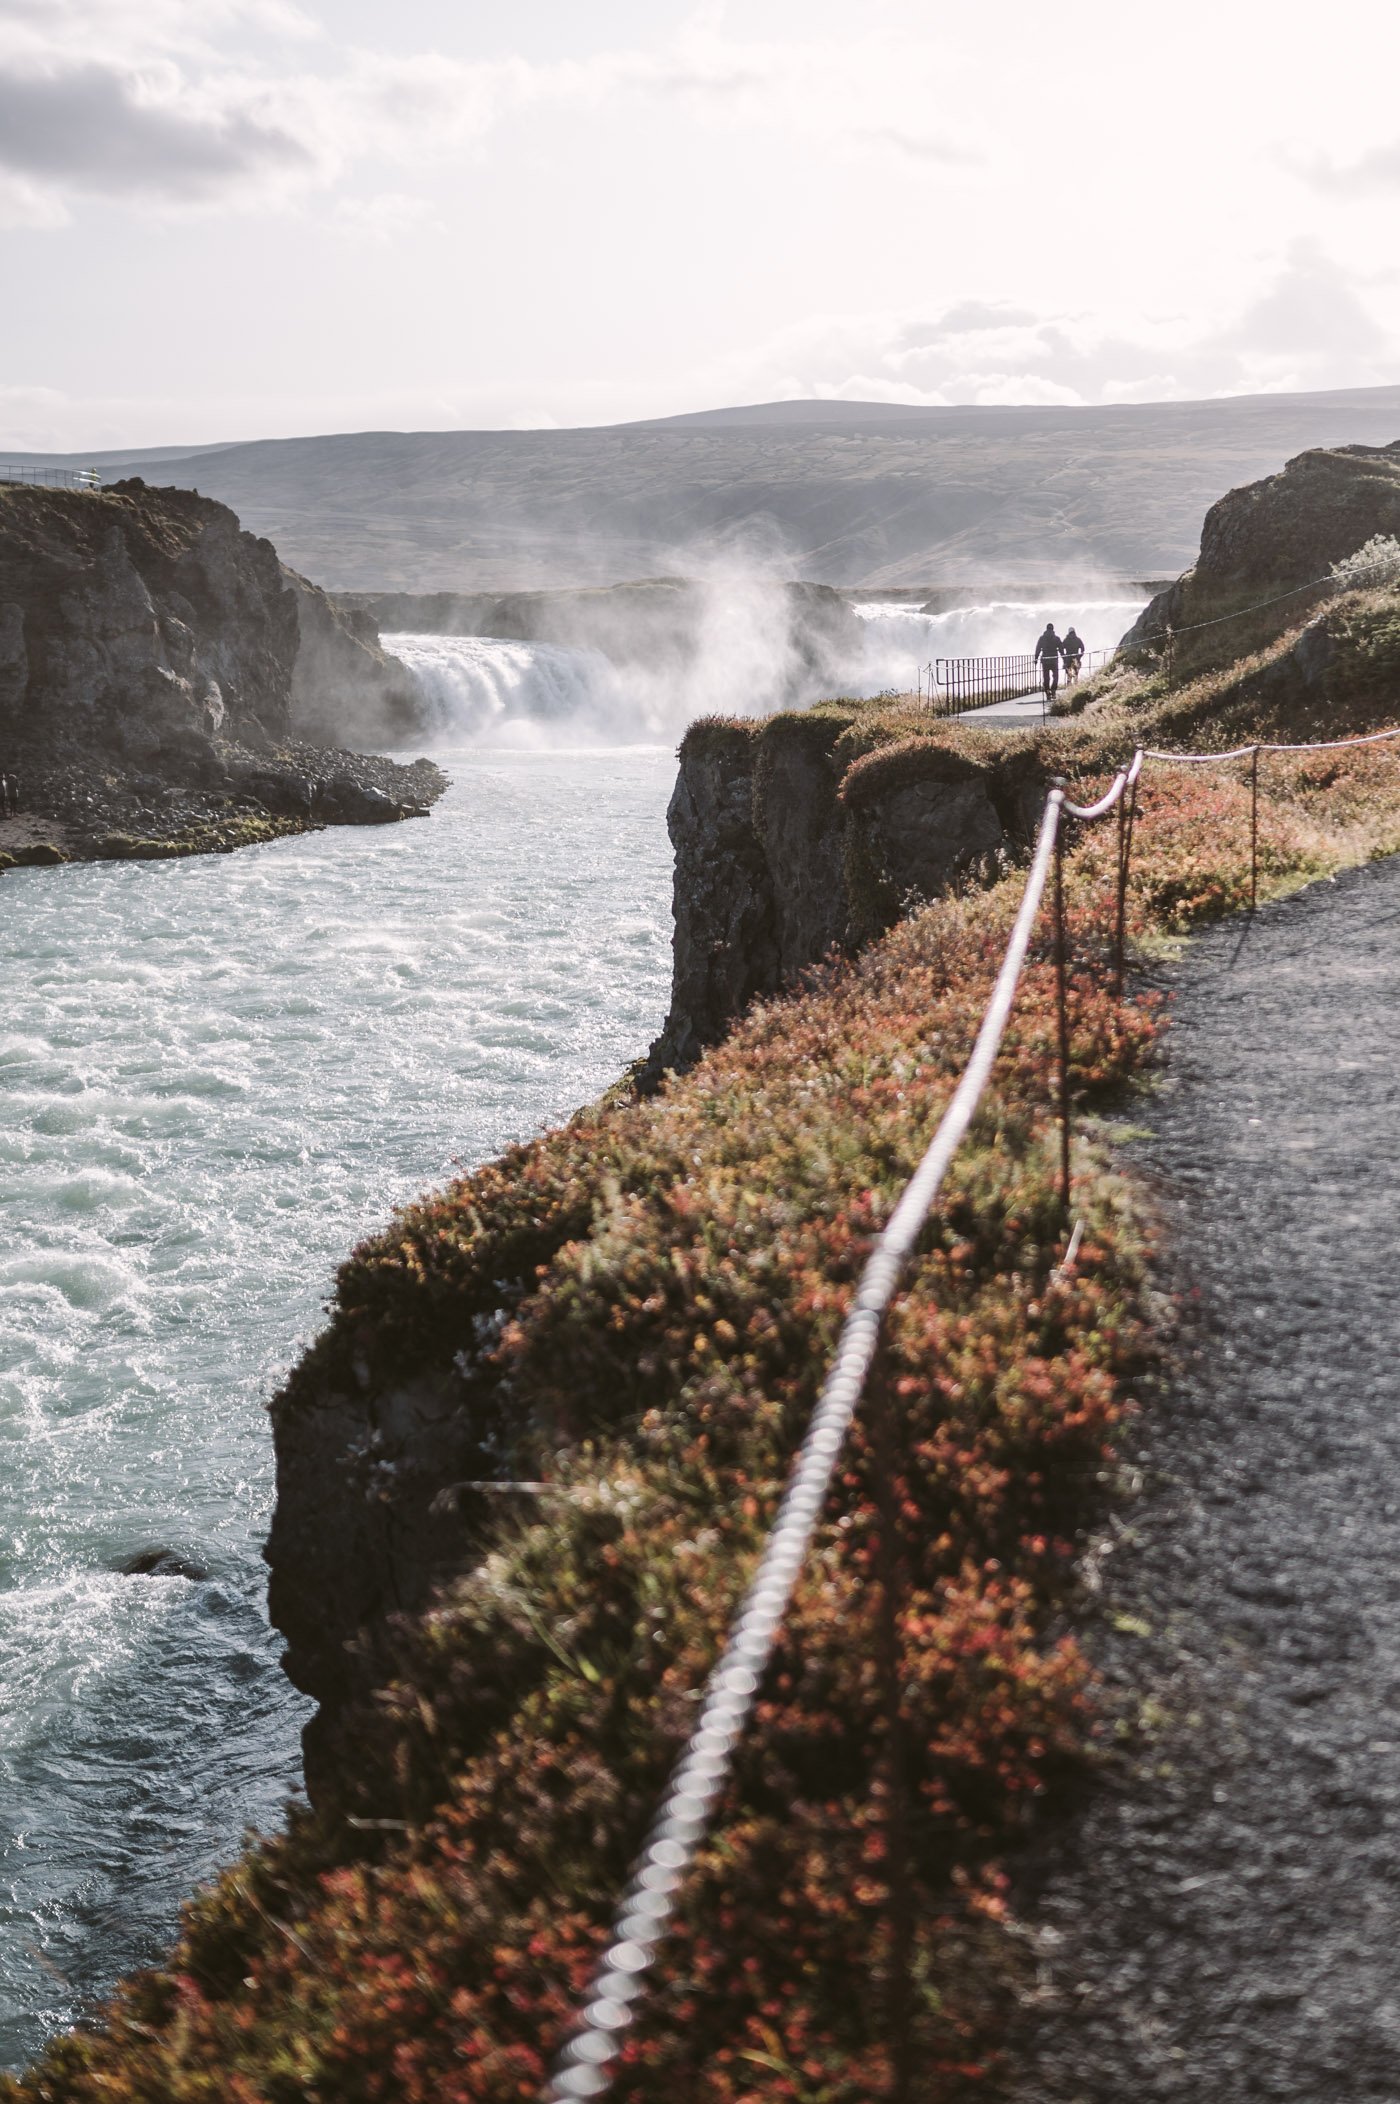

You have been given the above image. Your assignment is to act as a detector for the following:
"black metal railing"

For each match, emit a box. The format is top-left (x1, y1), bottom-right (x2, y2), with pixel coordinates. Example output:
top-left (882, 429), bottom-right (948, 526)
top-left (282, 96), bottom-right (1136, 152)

top-left (915, 647), bottom-right (1118, 715)
top-left (0, 465), bottom-right (103, 493)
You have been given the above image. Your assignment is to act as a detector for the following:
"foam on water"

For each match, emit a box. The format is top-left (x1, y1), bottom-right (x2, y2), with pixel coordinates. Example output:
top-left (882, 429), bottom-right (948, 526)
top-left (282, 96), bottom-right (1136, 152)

top-left (0, 742), bottom-right (674, 2067)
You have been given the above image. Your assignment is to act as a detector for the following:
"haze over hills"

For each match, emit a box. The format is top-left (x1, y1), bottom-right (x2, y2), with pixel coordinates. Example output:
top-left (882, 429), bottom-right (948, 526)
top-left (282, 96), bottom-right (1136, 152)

top-left (10, 385), bottom-right (1400, 594)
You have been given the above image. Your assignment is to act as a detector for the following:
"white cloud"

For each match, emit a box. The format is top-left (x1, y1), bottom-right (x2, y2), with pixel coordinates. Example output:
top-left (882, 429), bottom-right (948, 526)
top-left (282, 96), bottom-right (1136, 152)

top-left (716, 247), bottom-right (1400, 411)
top-left (331, 189), bottom-right (439, 243)
top-left (0, 167), bottom-right (69, 228)
top-left (1304, 140), bottom-right (1400, 195)
top-left (0, 5), bottom-right (982, 217)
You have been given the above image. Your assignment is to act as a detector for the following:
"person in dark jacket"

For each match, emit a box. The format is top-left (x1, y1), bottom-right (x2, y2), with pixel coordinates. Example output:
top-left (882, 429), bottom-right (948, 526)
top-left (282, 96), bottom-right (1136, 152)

top-left (1034, 622), bottom-right (1062, 700)
top-left (1061, 626), bottom-right (1085, 681)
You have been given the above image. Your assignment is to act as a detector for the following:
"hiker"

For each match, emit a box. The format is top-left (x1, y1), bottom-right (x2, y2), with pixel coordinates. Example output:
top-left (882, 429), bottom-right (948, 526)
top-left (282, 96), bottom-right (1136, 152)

top-left (1061, 626), bottom-right (1085, 682)
top-left (1034, 622), bottom-right (1062, 700)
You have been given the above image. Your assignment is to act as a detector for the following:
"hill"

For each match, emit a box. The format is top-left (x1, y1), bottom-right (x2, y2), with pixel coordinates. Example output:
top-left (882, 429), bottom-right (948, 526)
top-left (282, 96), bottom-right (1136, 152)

top-left (10, 385), bottom-right (1400, 594)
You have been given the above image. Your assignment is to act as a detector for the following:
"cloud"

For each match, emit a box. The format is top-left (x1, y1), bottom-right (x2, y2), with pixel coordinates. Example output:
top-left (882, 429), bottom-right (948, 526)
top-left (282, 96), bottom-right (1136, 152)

top-left (721, 246), bottom-right (1400, 411)
top-left (850, 126), bottom-right (976, 166)
top-left (0, 60), bottom-right (313, 199)
top-left (331, 189), bottom-right (439, 243)
top-left (0, 5), bottom-right (982, 219)
top-left (1303, 140), bottom-right (1400, 194)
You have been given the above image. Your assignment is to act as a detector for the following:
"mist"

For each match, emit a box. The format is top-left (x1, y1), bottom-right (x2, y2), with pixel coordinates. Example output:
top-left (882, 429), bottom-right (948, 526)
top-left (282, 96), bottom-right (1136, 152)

top-left (385, 580), bottom-right (1151, 748)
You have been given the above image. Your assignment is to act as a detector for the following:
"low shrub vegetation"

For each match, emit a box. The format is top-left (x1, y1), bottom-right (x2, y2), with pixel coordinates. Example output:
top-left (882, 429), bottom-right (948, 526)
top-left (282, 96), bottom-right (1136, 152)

top-left (12, 691), bottom-right (1400, 2101)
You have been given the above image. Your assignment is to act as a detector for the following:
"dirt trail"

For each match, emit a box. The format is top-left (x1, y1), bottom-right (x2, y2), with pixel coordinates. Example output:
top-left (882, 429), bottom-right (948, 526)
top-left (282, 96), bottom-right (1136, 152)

top-left (1013, 855), bottom-right (1400, 2101)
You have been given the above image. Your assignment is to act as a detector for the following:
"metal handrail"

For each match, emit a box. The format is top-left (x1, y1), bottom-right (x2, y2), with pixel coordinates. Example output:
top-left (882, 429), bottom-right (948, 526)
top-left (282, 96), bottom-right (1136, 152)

top-left (0, 465), bottom-right (103, 492)
top-left (916, 647), bottom-right (1117, 715)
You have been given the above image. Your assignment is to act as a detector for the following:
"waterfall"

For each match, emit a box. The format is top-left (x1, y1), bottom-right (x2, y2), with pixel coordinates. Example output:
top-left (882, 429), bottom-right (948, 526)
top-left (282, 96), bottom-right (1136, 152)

top-left (387, 591), bottom-right (1152, 747)
top-left (385, 633), bottom-right (643, 747)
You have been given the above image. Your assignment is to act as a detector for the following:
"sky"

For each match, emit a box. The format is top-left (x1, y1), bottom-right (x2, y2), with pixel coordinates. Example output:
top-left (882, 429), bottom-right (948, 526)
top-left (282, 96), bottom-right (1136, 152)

top-left (2, 0), bottom-right (1399, 451)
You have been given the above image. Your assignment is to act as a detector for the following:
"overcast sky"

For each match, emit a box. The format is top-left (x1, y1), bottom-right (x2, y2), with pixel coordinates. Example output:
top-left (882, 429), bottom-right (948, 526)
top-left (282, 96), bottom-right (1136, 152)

top-left (2, 0), bottom-right (1398, 450)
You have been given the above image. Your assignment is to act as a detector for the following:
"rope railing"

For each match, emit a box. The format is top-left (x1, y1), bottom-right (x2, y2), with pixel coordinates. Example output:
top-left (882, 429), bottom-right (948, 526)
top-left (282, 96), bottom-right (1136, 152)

top-left (545, 764), bottom-right (1136, 2100)
top-left (546, 714), bottom-right (1400, 2098)
top-left (1145, 721), bottom-right (1400, 907)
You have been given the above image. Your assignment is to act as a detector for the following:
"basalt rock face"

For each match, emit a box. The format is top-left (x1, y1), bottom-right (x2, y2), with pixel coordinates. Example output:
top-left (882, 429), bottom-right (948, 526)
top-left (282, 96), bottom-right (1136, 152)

top-left (0, 479), bottom-right (425, 753)
top-left (643, 712), bottom-right (1045, 1077)
top-left (267, 1358), bottom-right (499, 1800)
top-left (1121, 442), bottom-right (1400, 677)
top-left (0, 478), bottom-right (299, 751)
top-left (0, 480), bottom-right (439, 863)
top-left (286, 569), bottom-right (425, 747)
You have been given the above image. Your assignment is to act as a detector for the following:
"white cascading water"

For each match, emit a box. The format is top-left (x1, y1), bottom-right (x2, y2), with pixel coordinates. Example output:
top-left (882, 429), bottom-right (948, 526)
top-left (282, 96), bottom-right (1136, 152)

top-left (387, 594), bottom-right (1149, 746)
top-left (391, 634), bottom-right (639, 747)
top-left (850, 595), bottom-right (1151, 695)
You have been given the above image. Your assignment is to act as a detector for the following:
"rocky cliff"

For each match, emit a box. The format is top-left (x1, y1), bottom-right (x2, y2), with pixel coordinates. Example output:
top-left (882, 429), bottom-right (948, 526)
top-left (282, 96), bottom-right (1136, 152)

top-left (0, 479), bottom-right (440, 865)
top-left (265, 707), bottom-right (1047, 1794)
top-left (644, 707), bottom-right (1046, 1074)
top-left (0, 478), bottom-right (298, 750)
top-left (1121, 441), bottom-right (1400, 676)
top-left (287, 569), bottom-right (425, 747)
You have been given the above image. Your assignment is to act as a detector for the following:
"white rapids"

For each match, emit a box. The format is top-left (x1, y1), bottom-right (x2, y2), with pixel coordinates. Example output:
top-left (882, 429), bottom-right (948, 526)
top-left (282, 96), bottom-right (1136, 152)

top-left (0, 742), bottom-right (674, 2067)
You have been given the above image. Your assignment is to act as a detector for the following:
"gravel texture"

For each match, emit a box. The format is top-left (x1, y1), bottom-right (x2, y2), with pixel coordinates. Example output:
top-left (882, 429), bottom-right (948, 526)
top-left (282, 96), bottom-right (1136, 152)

top-left (1011, 856), bottom-right (1400, 2101)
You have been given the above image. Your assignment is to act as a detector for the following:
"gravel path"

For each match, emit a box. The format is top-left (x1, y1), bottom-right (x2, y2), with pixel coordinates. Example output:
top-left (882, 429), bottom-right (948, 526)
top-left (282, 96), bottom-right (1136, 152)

top-left (1011, 855), bottom-right (1400, 2101)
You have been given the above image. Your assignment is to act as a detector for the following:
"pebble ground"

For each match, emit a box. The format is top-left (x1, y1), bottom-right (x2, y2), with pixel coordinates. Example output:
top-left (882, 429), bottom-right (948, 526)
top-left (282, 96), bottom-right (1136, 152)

top-left (1012, 856), bottom-right (1400, 2101)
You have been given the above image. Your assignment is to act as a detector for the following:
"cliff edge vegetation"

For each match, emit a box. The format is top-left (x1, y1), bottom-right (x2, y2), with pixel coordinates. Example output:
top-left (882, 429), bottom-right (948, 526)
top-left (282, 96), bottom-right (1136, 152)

top-left (15, 670), bottom-right (1400, 2095)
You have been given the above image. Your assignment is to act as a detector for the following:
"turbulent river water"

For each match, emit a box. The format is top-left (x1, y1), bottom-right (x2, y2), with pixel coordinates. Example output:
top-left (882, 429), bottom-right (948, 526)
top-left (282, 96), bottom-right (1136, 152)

top-left (0, 743), bottom-right (675, 2066)
top-left (0, 593), bottom-right (1147, 2069)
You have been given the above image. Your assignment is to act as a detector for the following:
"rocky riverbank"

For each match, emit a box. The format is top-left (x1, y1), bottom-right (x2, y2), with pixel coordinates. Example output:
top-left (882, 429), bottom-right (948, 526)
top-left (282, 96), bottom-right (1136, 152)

top-left (0, 731), bottom-right (445, 871)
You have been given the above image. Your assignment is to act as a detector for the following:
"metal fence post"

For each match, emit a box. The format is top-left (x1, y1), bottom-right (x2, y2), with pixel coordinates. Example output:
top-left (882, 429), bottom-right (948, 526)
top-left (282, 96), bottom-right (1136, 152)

top-left (1249, 744), bottom-right (1260, 912)
top-left (1052, 792), bottom-right (1072, 1219)
top-left (1113, 767), bottom-right (1138, 999)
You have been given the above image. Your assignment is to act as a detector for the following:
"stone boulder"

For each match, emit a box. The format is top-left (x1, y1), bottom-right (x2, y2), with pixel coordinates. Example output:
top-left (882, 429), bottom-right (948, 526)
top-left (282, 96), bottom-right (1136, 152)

top-left (1122, 441), bottom-right (1400, 677)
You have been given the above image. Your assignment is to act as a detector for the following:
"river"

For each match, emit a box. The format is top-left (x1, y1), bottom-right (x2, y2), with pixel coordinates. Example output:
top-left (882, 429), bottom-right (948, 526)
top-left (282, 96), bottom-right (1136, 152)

top-left (0, 742), bottom-right (675, 2065)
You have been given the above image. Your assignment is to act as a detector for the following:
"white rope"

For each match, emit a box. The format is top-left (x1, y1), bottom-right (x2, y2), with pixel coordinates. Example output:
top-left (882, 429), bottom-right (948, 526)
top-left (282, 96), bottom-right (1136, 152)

top-left (1146, 722), bottom-right (1400, 764)
top-left (545, 796), bottom-right (1070, 2099)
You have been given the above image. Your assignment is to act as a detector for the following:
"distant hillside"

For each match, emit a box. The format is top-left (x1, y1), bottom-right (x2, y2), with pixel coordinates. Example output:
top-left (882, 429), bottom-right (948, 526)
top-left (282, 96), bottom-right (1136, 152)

top-left (13, 385), bottom-right (1400, 593)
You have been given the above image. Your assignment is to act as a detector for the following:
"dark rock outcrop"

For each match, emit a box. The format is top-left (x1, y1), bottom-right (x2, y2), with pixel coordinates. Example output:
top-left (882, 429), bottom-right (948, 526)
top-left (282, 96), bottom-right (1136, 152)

top-left (644, 711), bottom-right (1045, 1076)
top-left (117, 1547), bottom-right (210, 1581)
top-left (0, 480), bottom-right (443, 863)
top-left (285, 570), bottom-right (424, 748)
top-left (0, 478), bottom-right (297, 751)
top-left (1122, 441), bottom-right (1400, 676)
